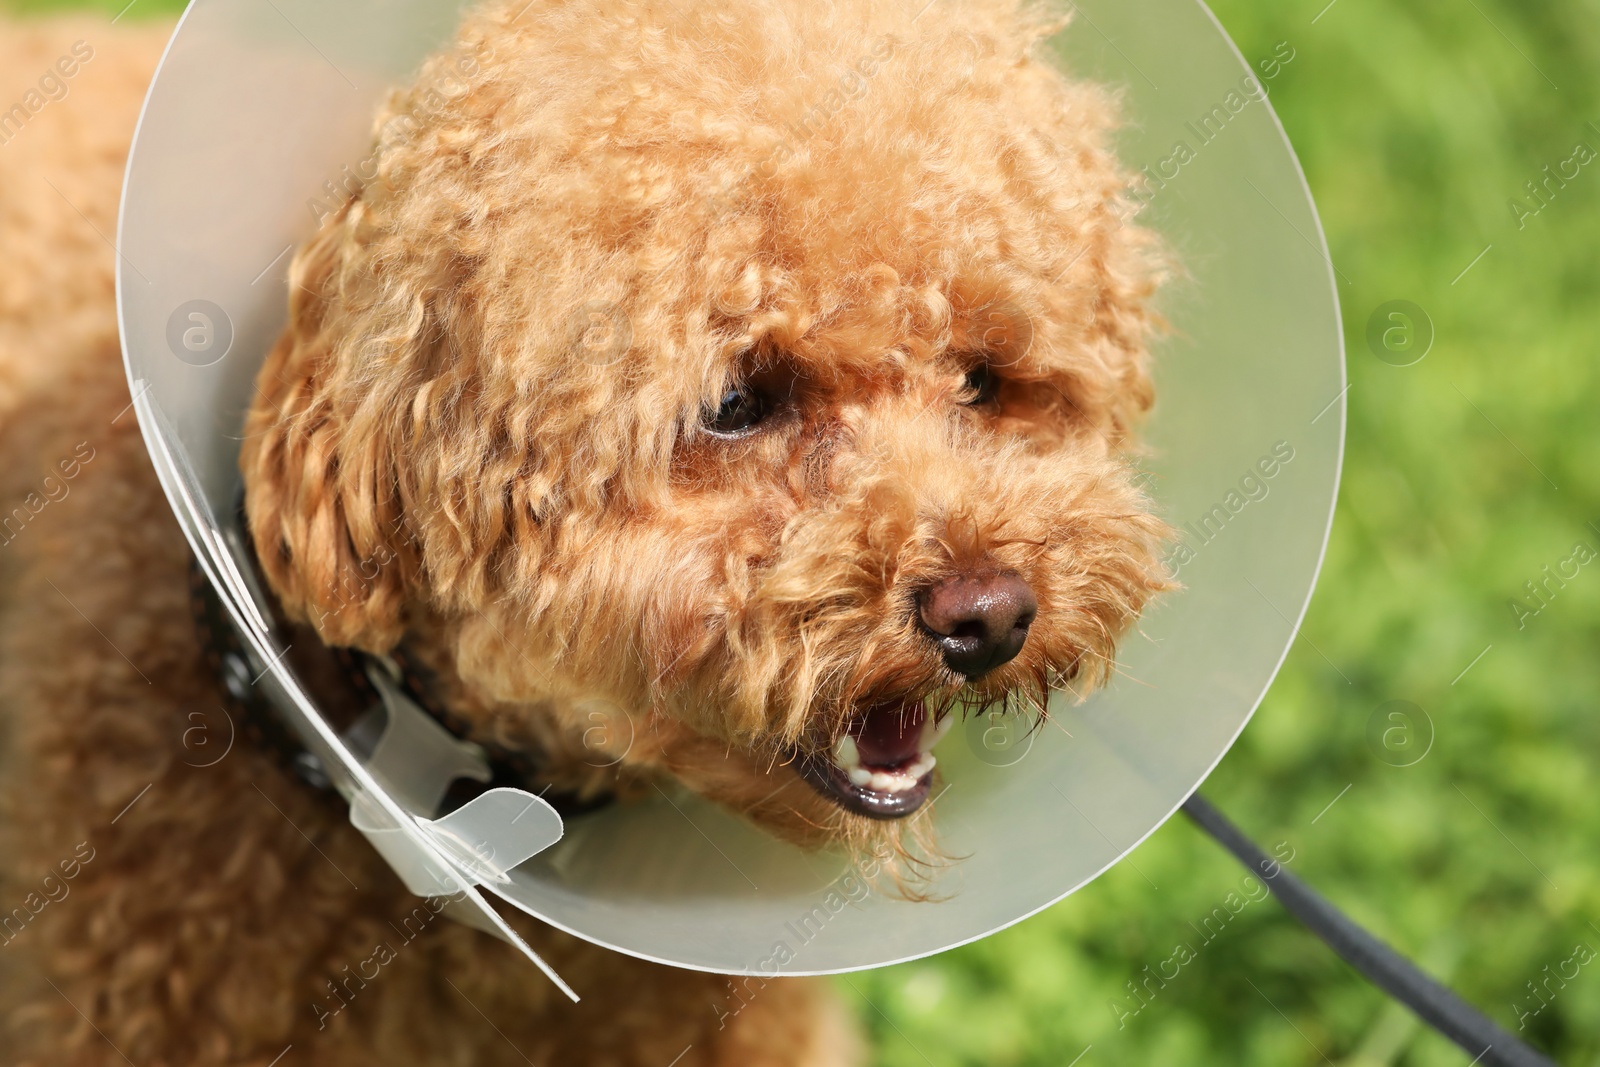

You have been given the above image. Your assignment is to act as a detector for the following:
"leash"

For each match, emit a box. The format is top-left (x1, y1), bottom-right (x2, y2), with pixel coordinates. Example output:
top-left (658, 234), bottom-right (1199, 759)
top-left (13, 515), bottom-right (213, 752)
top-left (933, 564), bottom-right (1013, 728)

top-left (1184, 793), bottom-right (1558, 1067)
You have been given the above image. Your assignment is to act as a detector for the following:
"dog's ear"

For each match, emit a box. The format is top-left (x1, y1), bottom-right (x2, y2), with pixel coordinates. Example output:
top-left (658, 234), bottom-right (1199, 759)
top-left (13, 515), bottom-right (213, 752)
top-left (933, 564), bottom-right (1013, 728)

top-left (240, 215), bottom-right (414, 652)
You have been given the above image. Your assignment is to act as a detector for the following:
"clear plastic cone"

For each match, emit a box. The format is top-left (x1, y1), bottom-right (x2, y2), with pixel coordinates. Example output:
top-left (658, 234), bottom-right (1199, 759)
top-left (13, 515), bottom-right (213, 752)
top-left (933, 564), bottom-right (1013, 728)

top-left (118, 0), bottom-right (1343, 978)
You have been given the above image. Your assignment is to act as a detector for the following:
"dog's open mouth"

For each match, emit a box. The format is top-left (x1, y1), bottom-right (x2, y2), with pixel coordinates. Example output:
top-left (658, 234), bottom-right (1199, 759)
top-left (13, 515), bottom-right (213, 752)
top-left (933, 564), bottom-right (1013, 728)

top-left (792, 699), bottom-right (953, 819)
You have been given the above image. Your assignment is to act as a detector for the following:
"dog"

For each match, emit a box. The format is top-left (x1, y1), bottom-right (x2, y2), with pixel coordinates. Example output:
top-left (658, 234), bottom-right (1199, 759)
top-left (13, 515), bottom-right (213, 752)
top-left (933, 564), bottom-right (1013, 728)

top-left (0, 0), bottom-right (1168, 1062)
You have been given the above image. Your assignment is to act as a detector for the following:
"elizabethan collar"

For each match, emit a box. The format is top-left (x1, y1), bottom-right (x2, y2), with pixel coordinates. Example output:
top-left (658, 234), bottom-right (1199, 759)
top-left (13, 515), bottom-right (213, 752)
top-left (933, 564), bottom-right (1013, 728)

top-left (117, 0), bottom-right (1343, 993)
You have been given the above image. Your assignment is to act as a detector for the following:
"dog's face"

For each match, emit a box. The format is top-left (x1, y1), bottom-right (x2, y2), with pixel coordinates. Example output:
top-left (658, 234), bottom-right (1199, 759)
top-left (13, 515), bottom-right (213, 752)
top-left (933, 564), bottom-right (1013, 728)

top-left (242, 0), bottom-right (1168, 864)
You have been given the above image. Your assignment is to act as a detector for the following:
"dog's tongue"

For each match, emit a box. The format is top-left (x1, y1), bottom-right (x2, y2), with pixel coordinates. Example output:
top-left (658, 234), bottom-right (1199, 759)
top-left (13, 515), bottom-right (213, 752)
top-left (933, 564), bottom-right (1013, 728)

top-left (850, 700), bottom-right (927, 769)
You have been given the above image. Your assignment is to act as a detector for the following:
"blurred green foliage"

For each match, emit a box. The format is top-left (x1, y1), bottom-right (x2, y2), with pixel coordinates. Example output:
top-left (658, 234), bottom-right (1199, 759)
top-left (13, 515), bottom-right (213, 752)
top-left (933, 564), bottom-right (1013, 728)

top-left (4, 0), bottom-right (1596, 1063)
top-left (0, 0), bottom-right (184, 17)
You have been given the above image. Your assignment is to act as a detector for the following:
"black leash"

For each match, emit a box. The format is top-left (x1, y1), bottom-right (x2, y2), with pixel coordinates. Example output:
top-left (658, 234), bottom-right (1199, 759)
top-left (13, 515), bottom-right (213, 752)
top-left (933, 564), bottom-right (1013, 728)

top-left (1184, 793), bottom-right (1559, 1067)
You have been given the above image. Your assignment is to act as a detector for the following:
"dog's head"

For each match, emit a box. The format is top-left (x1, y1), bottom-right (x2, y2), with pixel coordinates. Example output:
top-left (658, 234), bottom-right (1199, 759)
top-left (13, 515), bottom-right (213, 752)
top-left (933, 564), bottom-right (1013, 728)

top-left (242, 0), bottom-right (1169, 875)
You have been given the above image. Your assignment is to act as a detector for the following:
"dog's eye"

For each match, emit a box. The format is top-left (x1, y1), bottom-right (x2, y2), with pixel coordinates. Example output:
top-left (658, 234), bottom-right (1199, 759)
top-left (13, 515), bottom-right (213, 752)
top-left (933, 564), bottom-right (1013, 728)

top-left (962, 364), bottom-right (1001, 406)
top-left (705, 387), bottom-right (771, 436)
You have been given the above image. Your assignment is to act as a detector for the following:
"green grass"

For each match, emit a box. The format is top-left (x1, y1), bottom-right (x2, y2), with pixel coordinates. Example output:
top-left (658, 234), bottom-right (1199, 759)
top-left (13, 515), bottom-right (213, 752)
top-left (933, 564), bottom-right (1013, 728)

top-left (0, 0), bottom-right (184, 17)
top-left (8, 0), bottom-right (1598, 1063)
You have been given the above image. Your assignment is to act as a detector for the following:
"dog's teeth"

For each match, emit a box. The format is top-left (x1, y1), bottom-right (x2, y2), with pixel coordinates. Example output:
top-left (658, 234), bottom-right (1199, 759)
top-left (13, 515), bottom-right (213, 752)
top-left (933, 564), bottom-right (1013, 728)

top-left (835, 723), bottom-right (937, 794)
top-left (918, 712), bottom-right (954, 754)
top-left (843, 758), bottom-right (934, 795)
top-left (868, 771), bottom-right (899, 792)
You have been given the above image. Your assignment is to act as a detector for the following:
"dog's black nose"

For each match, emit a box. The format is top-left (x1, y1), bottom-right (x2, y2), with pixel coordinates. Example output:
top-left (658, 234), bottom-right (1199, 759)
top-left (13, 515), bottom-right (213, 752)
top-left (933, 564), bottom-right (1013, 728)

top-left (918, 571), bottom-right (1037, 680)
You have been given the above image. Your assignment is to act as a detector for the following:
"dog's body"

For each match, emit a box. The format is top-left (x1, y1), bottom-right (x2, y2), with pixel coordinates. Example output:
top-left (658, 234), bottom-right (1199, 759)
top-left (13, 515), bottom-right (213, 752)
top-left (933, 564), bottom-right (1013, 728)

top-left (1, 2), bottom-right (1164, 1063)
